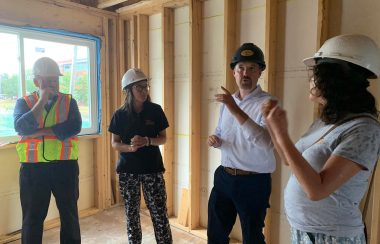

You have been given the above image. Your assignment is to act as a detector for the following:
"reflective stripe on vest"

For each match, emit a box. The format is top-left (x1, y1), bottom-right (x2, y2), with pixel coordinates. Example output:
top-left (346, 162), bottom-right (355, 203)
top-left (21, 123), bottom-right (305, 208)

top-left (16, 92), bottom-right (79, 163)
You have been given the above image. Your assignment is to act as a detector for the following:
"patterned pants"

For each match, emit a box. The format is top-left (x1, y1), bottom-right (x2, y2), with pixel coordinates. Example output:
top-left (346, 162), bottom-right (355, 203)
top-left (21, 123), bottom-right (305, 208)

top-left (119, 172), bottom-right (172, 244)
top-left (291, 228), bottom-right (366, 244)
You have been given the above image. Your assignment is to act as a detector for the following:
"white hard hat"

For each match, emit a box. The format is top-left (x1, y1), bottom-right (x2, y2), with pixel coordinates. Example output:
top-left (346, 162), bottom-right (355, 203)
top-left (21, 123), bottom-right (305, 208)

top-left (303, 34), bottom-right (380, 79)
top-left (121, 68), bottom-right (148, 89)
top-left (33, 57), bottom-right (63, 77)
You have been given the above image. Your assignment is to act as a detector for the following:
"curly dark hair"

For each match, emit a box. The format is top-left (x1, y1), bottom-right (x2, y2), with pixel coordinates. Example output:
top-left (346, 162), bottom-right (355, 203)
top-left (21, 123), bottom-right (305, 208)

top-left (312, 59), bottom-right (378, 124)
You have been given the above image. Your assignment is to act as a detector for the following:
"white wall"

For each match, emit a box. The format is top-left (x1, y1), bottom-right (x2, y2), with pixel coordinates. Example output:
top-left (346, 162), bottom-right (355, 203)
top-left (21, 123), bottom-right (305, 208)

top-left (173, 6), bottom-right (190, 215)
top-left (149, 13), bottom-right (164, 106)
top-left (199, 0), bottom-right (225, 230)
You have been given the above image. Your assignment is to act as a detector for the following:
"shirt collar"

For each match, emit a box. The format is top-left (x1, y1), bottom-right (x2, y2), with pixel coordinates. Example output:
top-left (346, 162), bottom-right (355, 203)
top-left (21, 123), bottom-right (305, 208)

top-left (233, 85), bottom-right (262, 101)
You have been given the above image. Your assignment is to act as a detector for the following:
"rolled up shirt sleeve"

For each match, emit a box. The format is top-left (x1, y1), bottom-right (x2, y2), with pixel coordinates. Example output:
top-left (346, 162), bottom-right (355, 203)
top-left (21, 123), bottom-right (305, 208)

top-left (241, 117), bottom-right (273, 149)
top-left (14, 99), bottom-right (39, 135)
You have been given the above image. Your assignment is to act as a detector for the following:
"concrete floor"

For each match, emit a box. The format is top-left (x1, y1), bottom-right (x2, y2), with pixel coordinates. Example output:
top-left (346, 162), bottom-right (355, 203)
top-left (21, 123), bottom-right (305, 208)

top-left (9, 205), bottom-right (206, 244)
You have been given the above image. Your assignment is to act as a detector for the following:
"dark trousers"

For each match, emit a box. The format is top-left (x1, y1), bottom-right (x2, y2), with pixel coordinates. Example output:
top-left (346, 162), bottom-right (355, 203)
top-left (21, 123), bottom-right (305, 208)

top-left (207, 166), bottom-right (271, 244)
top-left (19, 160), bottom-right (81, 244)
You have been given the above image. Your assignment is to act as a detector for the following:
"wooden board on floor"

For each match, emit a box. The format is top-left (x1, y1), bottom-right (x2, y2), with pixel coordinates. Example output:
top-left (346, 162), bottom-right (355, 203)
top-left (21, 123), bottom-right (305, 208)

top-left (177, 188), bottom-right (189, 227)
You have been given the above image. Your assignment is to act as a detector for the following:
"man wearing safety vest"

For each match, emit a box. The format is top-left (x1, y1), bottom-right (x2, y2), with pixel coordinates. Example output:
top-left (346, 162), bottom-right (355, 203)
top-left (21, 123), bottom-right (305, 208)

top-left (14, 57), bottom-right (82, 244)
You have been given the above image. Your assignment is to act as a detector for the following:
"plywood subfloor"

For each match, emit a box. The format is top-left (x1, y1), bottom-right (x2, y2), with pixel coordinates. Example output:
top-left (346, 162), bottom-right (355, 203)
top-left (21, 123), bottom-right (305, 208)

top-left (8, 205), bottom-right (206, 244)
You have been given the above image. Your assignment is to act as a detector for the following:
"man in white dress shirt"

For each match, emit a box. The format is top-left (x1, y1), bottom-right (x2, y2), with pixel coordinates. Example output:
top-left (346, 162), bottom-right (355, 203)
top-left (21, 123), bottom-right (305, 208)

top-left (207, 43), bottom-right (276, 244)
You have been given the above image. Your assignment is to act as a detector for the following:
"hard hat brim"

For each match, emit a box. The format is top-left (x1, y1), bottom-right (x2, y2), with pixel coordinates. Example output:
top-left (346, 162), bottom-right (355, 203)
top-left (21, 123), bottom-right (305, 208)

top-left (303, 57), bottom-right (316, 67)
top-left (122, 77), bottom-right (150, 90)
top-left (303, 56), bottom-right (378, 79)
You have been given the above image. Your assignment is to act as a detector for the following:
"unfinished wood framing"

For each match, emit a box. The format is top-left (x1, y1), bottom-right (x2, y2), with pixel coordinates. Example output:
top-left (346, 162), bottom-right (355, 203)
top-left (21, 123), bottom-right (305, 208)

top-left (117, 0), bottom-right (188, 16)
top-left (137, 14), bottom-right (149, 75)
top-left (264, 0), bottom-right (278, 95)
top-left (316, 0), bottom-right (329, 49)
top-left (223, 0), bottom-right (238, 92)
top-left (108, 17), bottom-right (121, 205)
top-left (313, 0), bottom-right (329, 118)
top-left (129, 15), bottom-right (139, 68)
top-left (162, 7), bottom-right (175, 216)
top-left (94, 31), bottom-right (112, 210)
top-left (189, 0), bottom-right (202, 231)
top-left (118, 18), bottom-right (127, 74)
top-left (263, 1), bottom-right (278, 243)
top-left (98, 0), bottom-right (126, 9)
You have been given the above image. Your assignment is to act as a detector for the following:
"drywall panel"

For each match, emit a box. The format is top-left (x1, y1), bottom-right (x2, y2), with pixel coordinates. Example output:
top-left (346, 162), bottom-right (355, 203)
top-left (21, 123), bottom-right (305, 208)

top-left (239, 0), bottom-right (266, 48)
top-left (200, 0), bottom-right (225, 229)
top-left (239, 0), bottom-right (266, 89)
top-left (149, 13), bottom-right (163, 106)
top-left (334, 0), bottom-right (380, 99)
top-left (279, 0), bottom-right (318, 72)
top-left (173, 6), bottom-right (190, 216)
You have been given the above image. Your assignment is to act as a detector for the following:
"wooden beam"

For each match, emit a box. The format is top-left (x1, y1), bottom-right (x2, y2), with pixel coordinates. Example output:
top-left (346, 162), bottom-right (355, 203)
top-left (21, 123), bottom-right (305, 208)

top-left (97, 0), bottom-right (127, 9)
top-left (137, 14), bottom-right (149, 75)
top-left (264, 0), bottom-right (277, 94)
top-left (136, 14), bottom-right (149, 210)
top-left (316, 0), bottom-right (329, 49)
top-left (94, 34), bottom-right (108, 210)
top-left (94, 17), bottom-right (113, 209)
top-left (224, 0), bottom-right (238, 93)
top-left (117, 0), bottom-right (188, 16)
top-left (263, 1), bottom-right (278, 243)
top-left (109, 16), bottom-right (120, 204)
top-left (129, 15), bottom-right (138, 68)
top-left (162, 7), bottom-right (175, 216)
top-left (313, 0), bottom-right (329, 118)
top-left (189, 0), bottom-right (202, 230)
top-left (118, 18), bottom-right (127, 75)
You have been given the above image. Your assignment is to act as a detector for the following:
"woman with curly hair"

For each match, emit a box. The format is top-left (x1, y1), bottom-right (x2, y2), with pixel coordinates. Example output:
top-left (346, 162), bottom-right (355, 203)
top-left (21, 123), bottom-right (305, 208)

top-left (262, 34), bottom-right (380, 244)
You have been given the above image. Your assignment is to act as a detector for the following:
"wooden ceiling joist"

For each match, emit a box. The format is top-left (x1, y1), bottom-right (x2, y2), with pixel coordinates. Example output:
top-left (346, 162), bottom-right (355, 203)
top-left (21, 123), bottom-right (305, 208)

top-left (117, 0), bottom-right (188, 16)
top-left (97, 0), bottom-right (128, 9)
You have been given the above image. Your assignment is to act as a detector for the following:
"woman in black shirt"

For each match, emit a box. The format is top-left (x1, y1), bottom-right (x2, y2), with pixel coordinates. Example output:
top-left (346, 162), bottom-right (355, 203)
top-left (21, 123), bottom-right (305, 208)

top-left (109, 68), bottom-right (172, 244)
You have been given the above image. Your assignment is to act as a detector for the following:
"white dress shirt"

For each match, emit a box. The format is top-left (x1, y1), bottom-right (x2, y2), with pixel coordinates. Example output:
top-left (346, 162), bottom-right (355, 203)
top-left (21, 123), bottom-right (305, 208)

top-left (215, 85), bottom-right (276, 173)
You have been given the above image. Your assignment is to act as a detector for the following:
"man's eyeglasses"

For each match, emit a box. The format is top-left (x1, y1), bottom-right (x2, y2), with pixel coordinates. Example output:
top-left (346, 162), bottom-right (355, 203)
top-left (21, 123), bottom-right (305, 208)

top-left (133, 84), bottom-right (150, 92)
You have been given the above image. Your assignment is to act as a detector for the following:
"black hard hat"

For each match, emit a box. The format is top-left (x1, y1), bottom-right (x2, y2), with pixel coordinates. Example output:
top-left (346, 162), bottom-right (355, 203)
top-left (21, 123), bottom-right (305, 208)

top-left (230, 43), bottom-right (266, 70)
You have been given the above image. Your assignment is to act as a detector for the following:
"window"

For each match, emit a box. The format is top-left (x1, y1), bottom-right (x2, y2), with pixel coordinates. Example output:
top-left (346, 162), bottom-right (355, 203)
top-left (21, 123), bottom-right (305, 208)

top-left (0, 24), bottom-right (101, 145)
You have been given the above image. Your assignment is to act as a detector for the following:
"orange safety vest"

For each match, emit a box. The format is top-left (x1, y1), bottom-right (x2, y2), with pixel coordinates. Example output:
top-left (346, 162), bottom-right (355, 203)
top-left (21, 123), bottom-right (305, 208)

top-left (16, 92), bottom-right (79, 163)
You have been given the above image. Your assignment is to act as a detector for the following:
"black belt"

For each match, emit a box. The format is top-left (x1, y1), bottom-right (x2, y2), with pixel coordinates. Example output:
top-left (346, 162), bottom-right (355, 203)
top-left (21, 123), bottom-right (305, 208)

top-left (223, 166), bottom-right (258, 176)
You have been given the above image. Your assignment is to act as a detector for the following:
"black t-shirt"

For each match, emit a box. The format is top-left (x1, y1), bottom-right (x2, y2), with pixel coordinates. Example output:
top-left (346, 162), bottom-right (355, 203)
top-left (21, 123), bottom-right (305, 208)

top-left (108, 102), bottom-right (169, 174)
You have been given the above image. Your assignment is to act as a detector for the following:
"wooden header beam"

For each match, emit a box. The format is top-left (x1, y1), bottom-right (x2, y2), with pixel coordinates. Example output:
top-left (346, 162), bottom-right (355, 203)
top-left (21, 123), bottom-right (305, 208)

top-left (97, 0), bottom-right (127, 9)
top-left (117, 0), bottom-right (188, 16)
